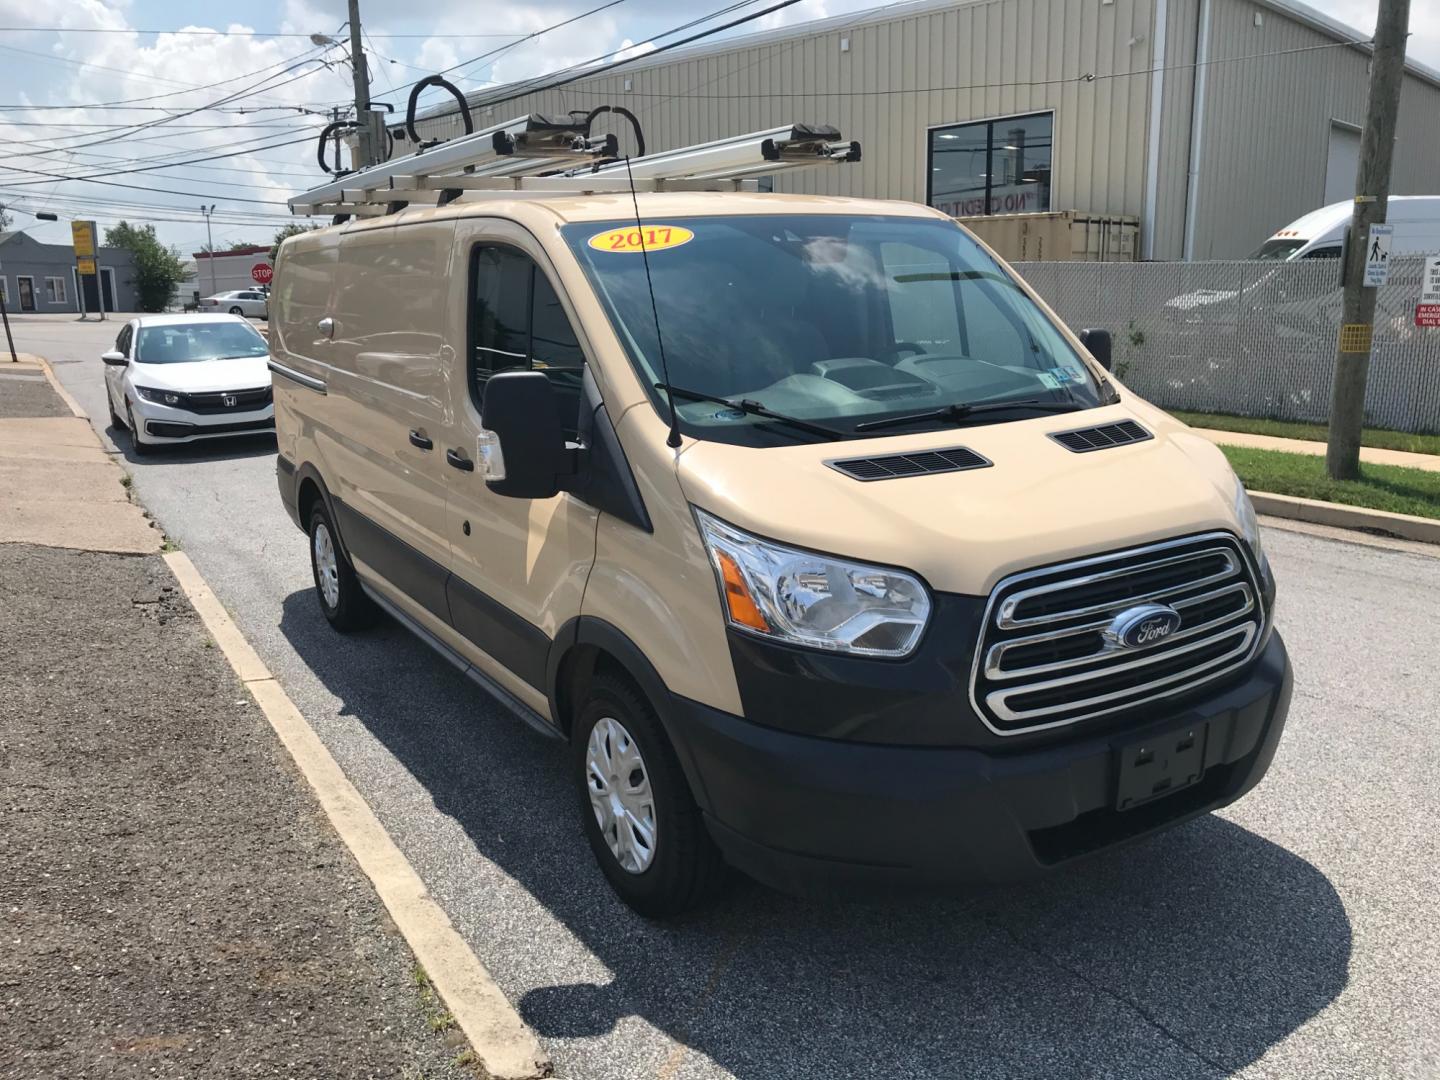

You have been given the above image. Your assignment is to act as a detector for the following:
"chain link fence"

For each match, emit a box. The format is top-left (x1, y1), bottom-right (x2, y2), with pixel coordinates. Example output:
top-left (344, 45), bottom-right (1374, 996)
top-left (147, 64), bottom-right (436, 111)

top-left (1014, 257), bottom-right (1440, 434)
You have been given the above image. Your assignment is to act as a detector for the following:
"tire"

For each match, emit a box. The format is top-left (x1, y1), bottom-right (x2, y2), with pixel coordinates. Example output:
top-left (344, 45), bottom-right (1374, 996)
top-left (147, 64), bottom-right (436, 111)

top-left (307, 502), bottom-right (376, 632)
top-left (574, 673), bottom-right (725, 917)
top-left (107, 387), bottom-right (123, 428)
top-left (125, 401), bottom-right (151, 456)
top-left (228, 305), bottom-right (244, 316)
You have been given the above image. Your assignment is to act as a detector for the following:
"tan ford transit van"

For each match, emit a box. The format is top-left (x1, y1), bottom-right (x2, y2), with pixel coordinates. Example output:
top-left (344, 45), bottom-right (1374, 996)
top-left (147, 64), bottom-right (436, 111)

top-left (270, 189), bottom-right (1290, 915)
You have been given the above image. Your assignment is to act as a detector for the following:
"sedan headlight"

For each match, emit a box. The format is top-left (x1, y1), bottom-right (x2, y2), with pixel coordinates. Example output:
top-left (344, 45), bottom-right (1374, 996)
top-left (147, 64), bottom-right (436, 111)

top-left (695, 509), bottom-right (931, 657)
top-left (134, 385), bottom-right (184, 407)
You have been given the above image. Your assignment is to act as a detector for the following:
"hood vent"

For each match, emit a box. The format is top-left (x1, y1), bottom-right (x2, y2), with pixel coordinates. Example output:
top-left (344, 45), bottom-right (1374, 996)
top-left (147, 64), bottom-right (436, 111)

top-left (1049, 420), bottom-right (1152, 453)
top-left (827, 446), bottom-right (991, 481)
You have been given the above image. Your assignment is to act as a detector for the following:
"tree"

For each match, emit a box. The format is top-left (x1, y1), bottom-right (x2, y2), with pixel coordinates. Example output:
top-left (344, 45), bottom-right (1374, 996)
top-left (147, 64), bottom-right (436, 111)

top-left (271, 223), bottom-right (319, 260)
top-left (0, 205), bottom-right (12, 230)
top-left (104, 222), bottom-right (188, 312)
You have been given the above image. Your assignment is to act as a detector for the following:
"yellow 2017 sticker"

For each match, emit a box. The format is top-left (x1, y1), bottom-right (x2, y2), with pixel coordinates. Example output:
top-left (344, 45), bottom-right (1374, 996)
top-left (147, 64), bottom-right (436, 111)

top-left (588, 224), bottom-right (694, 253)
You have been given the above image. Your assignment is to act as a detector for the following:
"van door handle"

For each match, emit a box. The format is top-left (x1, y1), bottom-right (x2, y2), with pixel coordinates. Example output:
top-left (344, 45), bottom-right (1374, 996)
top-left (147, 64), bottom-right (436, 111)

top-left (408, 429), bottom-right (433, 451)
top-left (445, 448), bottom-right (475, 472)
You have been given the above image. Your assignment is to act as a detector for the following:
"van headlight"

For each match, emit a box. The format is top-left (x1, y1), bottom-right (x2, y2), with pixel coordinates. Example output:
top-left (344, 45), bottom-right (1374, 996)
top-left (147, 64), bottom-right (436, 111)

top-left (695, 509), bottom-right (931, 657)
top-left (1234, 483), bottom-right (1276, 611)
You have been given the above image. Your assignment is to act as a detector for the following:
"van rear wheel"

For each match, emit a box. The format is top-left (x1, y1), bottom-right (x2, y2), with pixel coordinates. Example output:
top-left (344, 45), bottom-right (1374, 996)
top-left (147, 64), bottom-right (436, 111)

top-left (308, 503), bottom-right (376, 632)
top-left (574, 673), bottom-right (725, 917)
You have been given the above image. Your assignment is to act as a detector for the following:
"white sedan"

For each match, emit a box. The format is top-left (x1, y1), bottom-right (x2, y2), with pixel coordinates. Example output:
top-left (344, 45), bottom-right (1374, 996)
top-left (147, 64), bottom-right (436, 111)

top-left (102, 314), bottom-right (274, 455)
top-left (199, 289), bottom-right (268, 318)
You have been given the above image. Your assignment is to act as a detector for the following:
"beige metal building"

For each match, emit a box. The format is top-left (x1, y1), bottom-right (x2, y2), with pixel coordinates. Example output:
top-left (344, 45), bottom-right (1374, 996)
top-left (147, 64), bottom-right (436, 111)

top-left (403, 0), bottom-right (1440, 260)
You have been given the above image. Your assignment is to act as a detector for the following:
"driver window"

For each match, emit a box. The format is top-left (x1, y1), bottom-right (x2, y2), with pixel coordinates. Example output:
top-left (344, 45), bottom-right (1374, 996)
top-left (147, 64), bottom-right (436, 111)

top-left (469, 244), bottom-right (586, 436)
top-left (116, 326), bottom-right (133, 357)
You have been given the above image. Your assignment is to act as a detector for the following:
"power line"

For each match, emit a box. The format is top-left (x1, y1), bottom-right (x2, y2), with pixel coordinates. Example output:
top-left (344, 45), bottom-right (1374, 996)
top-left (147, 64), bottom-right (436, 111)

top-left (591, 36), bottom-right (1367, 99)
top-left (422, 0), bottom-right (803, 124)
top-left (0, 130), bottom-right (323, 188)
top-left (8, 53), bottom-right (342, 160)
top-left (0, 26), bottom-right (525, 39)
top-left (0, 43), bottom-right (328, 116)
top-left (0, 163), bottom-right (290, 204)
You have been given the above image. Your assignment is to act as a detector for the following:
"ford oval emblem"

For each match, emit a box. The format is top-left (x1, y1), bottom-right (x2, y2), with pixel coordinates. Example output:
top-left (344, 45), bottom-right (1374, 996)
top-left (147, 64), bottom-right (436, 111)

top-left (1106, 603), bottom-right (1183, 650)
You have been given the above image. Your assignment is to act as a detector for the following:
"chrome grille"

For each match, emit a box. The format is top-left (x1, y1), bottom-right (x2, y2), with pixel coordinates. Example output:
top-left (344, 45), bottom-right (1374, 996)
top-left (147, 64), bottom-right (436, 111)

top-left (970, 533), bottom-right (1265, 735)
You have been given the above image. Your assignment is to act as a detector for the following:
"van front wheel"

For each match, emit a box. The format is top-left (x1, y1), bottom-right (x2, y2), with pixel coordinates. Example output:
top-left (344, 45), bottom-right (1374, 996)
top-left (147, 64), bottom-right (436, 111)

top-left (308, 504), bottom-right (376, 632)
top-left (574, 674), bottom-right (725, 917)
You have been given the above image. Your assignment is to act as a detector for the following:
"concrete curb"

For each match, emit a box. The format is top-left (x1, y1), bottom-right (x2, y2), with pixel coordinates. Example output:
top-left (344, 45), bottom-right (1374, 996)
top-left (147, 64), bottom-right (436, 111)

top-left (164, 551), bottom-right (552, 1080)
top-left (30, 354), bottom-right (88, 420)
top-left (1251, 491), bottom-right (1440, 545)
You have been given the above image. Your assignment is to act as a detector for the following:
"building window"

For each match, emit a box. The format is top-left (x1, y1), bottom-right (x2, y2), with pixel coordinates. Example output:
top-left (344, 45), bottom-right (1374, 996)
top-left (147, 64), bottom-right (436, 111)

top-left (45, 276), bottom-right (67, 304)
top-left (927, 111), bottom-right (1053, 218)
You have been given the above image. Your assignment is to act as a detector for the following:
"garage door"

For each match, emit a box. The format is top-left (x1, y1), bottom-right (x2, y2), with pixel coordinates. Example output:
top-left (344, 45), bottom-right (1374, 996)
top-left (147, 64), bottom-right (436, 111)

top-left (1325, 124), bottom-right (1361, 206)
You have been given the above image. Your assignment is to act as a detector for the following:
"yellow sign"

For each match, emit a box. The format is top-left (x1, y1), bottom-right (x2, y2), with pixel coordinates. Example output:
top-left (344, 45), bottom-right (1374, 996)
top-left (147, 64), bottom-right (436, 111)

top-left (588, 224), bottom-right (695, 254)
top-left (71, 220), bottom-right (97, 259)
top-left (77, 257), bottom-right (97, 276)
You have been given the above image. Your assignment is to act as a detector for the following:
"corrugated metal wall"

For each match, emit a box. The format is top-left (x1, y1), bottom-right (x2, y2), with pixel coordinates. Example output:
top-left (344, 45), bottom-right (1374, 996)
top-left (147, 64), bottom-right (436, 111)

top-left (1151, 0), bottom-right (1200, 259)
top-left (410, 0), bottom-right (1158, 218)
top-left (1185, 0), bottom-right (1440, 258)
top-left (406, 0), bottom-right (1440, 262)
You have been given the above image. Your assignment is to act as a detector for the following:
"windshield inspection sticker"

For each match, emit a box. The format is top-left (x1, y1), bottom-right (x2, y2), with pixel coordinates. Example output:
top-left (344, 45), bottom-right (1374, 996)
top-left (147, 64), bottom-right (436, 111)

top-left (588, 225), bottom-right (695, 253)
top-left (1035, 371), bottom-right (1063, 390)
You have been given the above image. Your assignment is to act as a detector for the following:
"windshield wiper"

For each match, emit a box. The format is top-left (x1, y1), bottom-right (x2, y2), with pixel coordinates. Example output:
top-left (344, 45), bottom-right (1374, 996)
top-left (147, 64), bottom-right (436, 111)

top-left (657, 384), bottom-right (849, 441)
top-left (854, 398), bottom-right (1083, 433)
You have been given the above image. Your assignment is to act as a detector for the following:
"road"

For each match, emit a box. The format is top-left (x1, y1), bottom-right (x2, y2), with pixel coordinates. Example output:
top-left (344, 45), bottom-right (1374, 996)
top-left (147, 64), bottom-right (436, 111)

top-left (15, 313), bottom-right (1440, 1080)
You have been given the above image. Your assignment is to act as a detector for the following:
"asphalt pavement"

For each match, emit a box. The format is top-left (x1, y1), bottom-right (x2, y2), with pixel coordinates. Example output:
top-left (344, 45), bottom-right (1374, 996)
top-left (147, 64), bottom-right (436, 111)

top-left (17, 313), bottom-right (1440, 1080)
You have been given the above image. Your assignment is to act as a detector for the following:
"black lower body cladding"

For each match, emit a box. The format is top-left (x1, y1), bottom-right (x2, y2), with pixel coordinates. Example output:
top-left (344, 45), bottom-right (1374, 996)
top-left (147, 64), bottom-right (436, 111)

top-left (664, 635), bottom-right (1293, 895)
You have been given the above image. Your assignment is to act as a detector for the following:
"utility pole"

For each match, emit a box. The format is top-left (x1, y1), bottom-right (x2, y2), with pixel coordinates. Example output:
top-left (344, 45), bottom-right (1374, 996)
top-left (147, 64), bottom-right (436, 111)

top-left (201, 204), bottom-right (218, 297)
top-left (331, 106), bottom-right (344, 172)
top-left (346, 0), bottom-right (379, 169)
top-left (1326, 0), bottom-right (1411, 480)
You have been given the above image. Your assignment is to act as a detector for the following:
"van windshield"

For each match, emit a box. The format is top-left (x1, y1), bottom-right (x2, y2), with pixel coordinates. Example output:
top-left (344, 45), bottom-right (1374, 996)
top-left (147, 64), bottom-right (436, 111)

top-left (563, 214), bottom-right (1103, 445)
top-left (136, 321), bottom-right (268, 364)
top-left (1251, 238), bottom-right (1307, 260)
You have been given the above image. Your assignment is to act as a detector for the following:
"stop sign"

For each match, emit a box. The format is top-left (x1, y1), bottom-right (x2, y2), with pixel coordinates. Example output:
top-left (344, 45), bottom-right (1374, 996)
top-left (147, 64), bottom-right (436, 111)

top-left (251, 263), bottom-right (273, 285)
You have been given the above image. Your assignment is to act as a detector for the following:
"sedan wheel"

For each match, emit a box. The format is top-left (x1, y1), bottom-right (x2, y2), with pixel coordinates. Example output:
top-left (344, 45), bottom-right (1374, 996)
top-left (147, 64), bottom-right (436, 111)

top-left (228, 306), bottom-right (244, 316)
top-left (125, 402), bottom-right (151, 456)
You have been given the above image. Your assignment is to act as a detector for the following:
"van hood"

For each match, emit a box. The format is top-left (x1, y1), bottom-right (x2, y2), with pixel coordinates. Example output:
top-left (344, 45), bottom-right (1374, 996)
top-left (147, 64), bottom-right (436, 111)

top-left (674, 399), bottom-right (1244, 596)
top-left (130, 355), bottom-right (271, 392)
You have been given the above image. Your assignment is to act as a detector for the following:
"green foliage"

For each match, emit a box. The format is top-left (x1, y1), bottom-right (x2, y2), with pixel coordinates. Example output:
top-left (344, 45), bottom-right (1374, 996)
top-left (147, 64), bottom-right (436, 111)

top-left (103, 222), bottom-right (187, 312)
top-left (1220, 446), bottom-right (1440, 520)
top-left (1172, 411), bottom-right (1440, 457)
top-left (271, 223), bottom-right (319, 259)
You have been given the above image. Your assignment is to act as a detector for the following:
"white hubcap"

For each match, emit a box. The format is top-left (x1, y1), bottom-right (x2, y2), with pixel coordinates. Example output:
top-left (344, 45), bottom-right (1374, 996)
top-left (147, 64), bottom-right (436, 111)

top-left (586, 717), bottom-right (657, 874)
top-left (313, 522), bottom-right (340, 609)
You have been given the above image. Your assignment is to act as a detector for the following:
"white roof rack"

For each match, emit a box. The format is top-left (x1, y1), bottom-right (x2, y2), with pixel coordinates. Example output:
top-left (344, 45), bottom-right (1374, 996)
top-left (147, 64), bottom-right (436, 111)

top-left (289, 117), bottom-right (860, 219)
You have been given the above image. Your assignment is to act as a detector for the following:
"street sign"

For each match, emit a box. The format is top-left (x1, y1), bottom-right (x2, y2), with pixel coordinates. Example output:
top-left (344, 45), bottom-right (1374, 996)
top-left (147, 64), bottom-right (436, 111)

top-left (1417, 255), bottom-right (1440, 328)
top-left (71, 220), bottom-right (97, 261)
top-left (251, 263), bottom-right (273, 285)
top-left (76, 256), bottom-right (96, 276)
top-left (1363, 222), bottom-right (1393, 287)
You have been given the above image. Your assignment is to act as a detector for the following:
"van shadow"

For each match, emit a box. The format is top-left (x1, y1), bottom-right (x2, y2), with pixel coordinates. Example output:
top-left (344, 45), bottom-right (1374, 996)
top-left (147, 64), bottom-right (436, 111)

top-left (278, 591), bottom-right (1351, 1079)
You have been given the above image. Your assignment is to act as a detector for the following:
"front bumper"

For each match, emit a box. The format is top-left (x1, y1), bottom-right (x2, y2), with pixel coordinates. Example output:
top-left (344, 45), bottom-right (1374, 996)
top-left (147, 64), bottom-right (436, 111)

top-left (664, 634), bottom-right (1292, 895)
top-left (133, 398), bottom-right (274, 442)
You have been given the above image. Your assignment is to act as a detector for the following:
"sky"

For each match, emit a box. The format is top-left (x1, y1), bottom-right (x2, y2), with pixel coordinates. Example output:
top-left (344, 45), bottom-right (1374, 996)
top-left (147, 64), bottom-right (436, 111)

top-left (1, 0), bottom-right (1436, 259)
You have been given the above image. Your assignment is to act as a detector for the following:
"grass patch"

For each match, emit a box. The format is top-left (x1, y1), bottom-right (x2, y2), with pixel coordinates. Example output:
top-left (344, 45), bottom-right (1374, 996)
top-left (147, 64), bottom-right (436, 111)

top-left (1221, 446), bottom-right (1440, 520)
top-left (1173, 410), bottom-right (1440, 456)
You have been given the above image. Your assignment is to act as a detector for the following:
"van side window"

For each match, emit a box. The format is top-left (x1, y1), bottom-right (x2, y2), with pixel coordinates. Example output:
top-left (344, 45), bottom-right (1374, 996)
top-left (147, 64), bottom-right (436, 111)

top-left (470, 244), bottom-right (586, 433)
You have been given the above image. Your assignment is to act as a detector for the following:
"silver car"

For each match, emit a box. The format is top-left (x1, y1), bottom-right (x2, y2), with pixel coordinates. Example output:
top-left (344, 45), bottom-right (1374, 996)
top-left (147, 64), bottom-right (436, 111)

top-left (199, 289), bottom-right (268, 318)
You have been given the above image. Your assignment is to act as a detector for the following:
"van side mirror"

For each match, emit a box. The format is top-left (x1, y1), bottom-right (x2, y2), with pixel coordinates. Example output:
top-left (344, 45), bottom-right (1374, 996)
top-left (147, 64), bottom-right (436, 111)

top-left (101, 351), bottom-right (128, 366)
top-left (479, 371), bottom-right (575, 500)
top-left (1078, 328), bottom-right (1112, 372)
